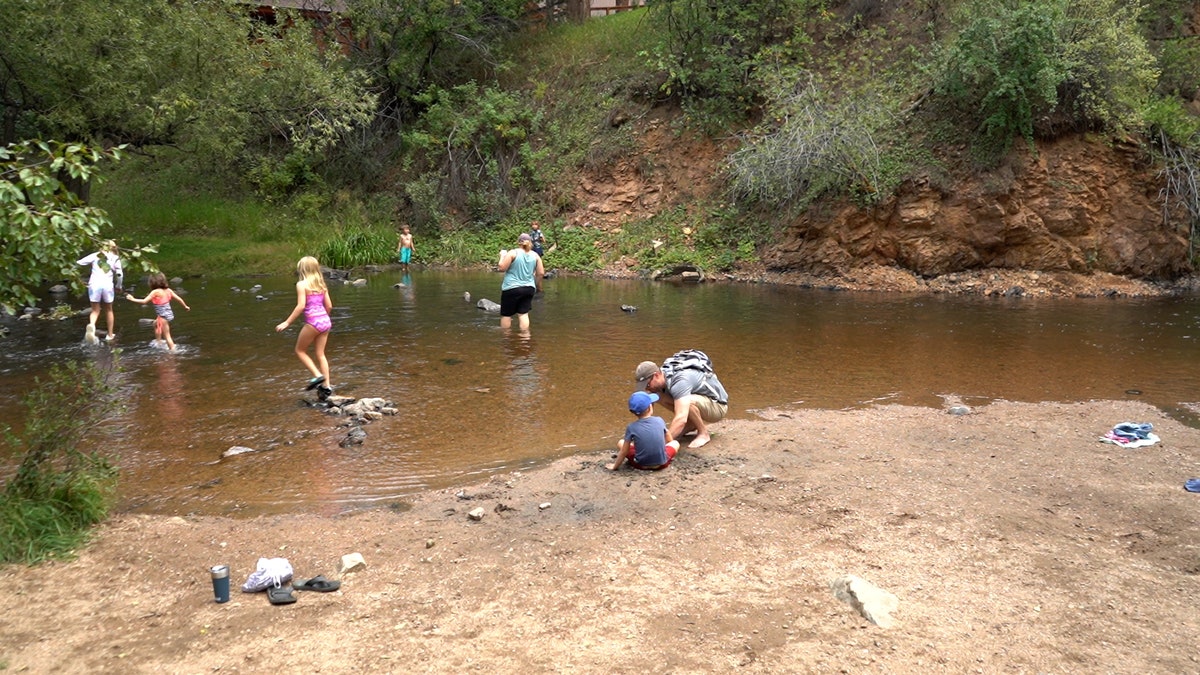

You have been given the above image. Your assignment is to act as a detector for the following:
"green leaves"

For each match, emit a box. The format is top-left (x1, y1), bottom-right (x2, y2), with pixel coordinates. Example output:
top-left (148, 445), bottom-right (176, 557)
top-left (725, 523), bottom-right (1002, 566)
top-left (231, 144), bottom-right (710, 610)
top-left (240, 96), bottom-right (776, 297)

top-left (644, 0), bottom-right (811, 131)
top-left (934, 0), bottom-right (1156, 161)
top-left (1, 360), bottom-right (121, 564)
top-left (401, 83), bottom-right (544, 223)
top-left (0, 140), bottom-right (155, 315)
top-left (1, 0), bottom-right (374, 190)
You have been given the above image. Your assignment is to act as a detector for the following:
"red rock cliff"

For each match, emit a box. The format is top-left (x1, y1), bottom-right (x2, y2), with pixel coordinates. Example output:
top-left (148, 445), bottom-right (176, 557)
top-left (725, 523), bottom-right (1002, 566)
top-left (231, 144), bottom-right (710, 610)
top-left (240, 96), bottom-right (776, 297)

top-left (763, 136), bottom-right (1192, 280)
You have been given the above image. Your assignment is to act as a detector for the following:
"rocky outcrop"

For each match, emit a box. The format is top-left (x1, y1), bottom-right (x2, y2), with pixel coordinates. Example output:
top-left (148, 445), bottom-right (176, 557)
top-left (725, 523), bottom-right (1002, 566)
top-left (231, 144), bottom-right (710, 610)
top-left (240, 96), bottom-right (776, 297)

top-left (763, 136), bottom-right (1191, 280)
top-left (570, 105), bottom-right (1190, 284)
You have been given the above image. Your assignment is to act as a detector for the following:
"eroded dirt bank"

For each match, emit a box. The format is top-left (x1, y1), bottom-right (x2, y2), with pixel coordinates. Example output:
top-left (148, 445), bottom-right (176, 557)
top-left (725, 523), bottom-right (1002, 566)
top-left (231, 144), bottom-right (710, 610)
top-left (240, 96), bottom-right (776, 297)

top-left (3, 400), bottom-right (1199, 673)
top-left (571, 109), bottom-right (1194, 292)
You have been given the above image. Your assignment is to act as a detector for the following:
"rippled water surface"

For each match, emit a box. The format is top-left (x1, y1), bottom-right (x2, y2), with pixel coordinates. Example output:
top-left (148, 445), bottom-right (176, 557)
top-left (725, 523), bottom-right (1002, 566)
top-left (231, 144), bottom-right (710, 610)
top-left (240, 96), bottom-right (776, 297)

top-left (3, 270), bottom-right (1199, 516)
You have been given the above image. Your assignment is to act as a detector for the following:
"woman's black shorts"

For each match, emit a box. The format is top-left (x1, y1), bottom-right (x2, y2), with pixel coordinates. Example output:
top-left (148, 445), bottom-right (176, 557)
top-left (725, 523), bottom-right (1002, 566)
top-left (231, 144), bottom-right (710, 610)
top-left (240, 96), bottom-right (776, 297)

top-left (500, 286), bottom-right (535, 317)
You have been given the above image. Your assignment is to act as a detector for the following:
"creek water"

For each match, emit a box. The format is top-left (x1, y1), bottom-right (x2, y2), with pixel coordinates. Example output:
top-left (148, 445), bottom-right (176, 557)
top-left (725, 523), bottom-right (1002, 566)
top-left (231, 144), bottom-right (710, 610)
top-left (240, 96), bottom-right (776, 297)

top-left (2, 269), bottom-right (1199, 517)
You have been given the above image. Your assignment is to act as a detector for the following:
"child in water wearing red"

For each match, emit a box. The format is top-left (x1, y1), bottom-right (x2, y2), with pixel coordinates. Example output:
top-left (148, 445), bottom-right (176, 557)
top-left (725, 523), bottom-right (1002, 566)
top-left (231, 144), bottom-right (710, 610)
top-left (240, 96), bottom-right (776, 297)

top-left (126, 272), bottom-right (190, 351)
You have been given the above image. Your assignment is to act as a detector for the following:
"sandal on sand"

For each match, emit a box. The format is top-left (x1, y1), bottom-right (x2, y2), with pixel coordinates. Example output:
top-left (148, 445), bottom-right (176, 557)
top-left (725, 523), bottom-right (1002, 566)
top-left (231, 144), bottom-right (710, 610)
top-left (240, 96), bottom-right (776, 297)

top-left (293, 575), bottom-right (340, 592)
top-left (305, 375), bottom-right (326, 391)
top-left (267, 585), bottom-right (296, 605)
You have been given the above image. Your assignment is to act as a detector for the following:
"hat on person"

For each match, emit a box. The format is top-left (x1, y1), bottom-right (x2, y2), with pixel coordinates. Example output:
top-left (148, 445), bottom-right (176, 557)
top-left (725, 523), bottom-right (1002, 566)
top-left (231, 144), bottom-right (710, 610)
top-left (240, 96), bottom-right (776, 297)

top-left (634, 360), bottom-right (659, 384)
top-left (518, 233), bottom-right (533, 243)
top-left (628, 391), bottom-right (659, 414)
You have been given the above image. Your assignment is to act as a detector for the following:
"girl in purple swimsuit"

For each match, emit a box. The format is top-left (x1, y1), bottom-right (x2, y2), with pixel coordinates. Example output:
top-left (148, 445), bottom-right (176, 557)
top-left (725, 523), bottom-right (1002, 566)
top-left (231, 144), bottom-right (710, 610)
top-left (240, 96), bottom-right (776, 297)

top-left (275, 256), bottom-right (333, 398)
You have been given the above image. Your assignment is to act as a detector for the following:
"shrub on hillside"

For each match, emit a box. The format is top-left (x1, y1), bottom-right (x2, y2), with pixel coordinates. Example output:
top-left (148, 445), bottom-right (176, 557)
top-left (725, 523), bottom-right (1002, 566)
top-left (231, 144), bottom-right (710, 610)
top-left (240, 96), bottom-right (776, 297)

top-left (401, 84), bottom-right (546, 225)
top-left (726, 80), bottom-right (886, 209)
top-left (934, 0), bottom-right (1156, 161)
top-left (642, 0), bottom-right (811, 131)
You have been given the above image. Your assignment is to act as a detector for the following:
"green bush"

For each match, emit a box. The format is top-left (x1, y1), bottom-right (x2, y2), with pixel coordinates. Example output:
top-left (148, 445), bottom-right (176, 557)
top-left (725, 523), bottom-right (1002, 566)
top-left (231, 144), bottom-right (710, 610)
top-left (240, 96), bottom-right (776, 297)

top-left (1143, 96), bottom-right (1200, 148)
top-left (1, 361), bottom-right (121, 565)
top-left (539, 224), bottom-right (600, 272)
top-left (727, 79), bottom-right (886, 209)
top-left (642, 0), bottom-right (811, 131)
top-left (935, 0), bottom-right (1068, 159)
top-left (401, 83), bottom-right (547, 225)
top-left (935, 0), bottom-right (1156, 162)
top-left (1058, 0), bottom-right (1158, 132)
top-left (609, 205), bottom-right (755, 273)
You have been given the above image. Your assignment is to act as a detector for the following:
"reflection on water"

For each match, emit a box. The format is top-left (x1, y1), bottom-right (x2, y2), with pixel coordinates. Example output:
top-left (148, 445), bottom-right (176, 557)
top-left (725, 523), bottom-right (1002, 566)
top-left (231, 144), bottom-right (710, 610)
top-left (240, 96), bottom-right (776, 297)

top-left (3, 269), bottom-right (1200, 517)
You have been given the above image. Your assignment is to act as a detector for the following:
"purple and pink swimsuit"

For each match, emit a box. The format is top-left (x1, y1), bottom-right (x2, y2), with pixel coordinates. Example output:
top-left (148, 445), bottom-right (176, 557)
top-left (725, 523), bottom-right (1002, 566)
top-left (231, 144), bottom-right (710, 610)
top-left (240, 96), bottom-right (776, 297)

top-left (304, 292), bottom-right (331, 333)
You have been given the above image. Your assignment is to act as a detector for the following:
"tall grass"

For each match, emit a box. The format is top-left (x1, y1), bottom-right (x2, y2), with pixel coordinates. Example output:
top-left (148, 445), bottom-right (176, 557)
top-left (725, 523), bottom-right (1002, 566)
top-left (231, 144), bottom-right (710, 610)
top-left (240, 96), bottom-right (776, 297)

top-left (319, 227), bottom-right (397, 269)
top-left (1, 361), bottom-right (121, 565)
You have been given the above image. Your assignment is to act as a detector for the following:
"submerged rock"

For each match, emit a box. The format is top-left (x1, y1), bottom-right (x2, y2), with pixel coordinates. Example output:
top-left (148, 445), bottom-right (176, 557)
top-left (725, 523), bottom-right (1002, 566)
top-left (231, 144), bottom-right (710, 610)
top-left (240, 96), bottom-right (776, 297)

top-left (223, 446), bottom-right (257, 458)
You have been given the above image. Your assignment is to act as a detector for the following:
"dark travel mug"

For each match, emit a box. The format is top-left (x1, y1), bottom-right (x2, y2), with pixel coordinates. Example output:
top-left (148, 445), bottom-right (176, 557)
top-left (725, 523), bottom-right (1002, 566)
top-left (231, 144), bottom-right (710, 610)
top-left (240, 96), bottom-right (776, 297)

top-left (210, 565), bottom-right (230, 603)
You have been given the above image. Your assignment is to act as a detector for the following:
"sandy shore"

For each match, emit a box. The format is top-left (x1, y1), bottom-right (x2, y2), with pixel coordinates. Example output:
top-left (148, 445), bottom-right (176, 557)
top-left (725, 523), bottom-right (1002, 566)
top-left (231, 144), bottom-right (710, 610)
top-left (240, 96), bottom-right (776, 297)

top-left (3, 399), bottom-right (1200, 673)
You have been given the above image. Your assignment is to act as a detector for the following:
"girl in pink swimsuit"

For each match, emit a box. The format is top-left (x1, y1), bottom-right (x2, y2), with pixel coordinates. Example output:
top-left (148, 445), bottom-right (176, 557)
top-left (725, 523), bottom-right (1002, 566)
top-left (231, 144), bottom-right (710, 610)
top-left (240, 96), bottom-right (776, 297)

top-left (275, 256), bottom-right (333, 397)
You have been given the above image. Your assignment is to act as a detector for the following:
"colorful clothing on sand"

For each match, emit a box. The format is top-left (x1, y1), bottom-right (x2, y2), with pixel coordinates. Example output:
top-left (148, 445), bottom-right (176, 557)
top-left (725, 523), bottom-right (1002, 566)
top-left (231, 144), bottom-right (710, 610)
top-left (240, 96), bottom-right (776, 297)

top-left (1099, 422), bottom-right (1159, 448)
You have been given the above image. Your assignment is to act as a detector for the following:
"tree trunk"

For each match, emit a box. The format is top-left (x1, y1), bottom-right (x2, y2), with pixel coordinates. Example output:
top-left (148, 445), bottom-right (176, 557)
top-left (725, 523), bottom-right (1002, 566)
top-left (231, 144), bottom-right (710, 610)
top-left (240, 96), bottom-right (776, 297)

top-left (566, 0), bottom-right (590, 22)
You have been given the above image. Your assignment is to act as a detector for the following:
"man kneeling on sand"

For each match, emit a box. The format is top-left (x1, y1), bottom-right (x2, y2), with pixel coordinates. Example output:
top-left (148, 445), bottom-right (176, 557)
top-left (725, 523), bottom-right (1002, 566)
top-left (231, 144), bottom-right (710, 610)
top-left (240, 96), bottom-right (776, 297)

top-left (634, 349), bottom-right (728, 449)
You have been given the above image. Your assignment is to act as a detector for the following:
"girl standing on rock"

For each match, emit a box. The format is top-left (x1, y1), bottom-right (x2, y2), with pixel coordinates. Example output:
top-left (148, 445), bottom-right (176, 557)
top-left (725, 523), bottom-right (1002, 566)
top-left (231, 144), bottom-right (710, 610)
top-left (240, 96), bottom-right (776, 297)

top-left (275, 256), bottom-right (333, 399)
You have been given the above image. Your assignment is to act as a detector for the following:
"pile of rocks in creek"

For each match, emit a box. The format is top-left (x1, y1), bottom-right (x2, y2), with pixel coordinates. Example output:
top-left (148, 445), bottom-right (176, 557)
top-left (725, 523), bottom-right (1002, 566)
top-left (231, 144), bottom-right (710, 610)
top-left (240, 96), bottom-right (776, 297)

top-left (222, 395), bottom-right (398, 458)
top-left (309, 395), bottom-right (399, 448)
top-left (314, 393), bottom-right (398, 446)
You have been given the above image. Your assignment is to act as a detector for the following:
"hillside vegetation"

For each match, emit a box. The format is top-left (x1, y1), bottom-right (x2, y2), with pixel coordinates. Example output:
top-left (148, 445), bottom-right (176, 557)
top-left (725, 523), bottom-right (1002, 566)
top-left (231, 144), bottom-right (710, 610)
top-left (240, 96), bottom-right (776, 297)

top-left (5, 0), bottom-right (1199, 284)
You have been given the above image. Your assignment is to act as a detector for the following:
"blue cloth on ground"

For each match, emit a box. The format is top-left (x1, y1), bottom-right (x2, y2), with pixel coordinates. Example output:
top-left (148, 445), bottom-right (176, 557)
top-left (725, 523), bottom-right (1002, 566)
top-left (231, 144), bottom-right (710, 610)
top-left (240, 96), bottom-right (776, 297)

top-left (1185, 478), bottom-right (1200, 493)
top-left (1111, 422), bottom-right (1153, 440)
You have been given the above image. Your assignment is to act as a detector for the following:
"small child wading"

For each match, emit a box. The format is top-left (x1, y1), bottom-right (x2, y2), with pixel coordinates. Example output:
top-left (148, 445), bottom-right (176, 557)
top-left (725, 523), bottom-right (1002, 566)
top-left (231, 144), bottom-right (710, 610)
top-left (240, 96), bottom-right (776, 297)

top-left (275, 256), bottom-right (333, 400)
top-left (396, 226), bottom-right (415, 272)
top-left (609, 391), bottom-right (680, 471)
top-left (125, 272), bottom-right (191, 351)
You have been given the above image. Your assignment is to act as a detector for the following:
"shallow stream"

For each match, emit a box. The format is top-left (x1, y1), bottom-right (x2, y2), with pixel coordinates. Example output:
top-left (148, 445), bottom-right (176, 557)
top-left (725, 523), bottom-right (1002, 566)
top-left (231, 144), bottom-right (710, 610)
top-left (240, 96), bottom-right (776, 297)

top-left (2, 269), bottom-right (1198, 517)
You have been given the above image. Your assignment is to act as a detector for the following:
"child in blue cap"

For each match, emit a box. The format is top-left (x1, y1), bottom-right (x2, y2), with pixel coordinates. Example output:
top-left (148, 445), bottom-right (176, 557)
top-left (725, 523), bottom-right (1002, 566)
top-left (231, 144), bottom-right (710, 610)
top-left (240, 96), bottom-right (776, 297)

top-left (609, 391), bottom-right (681, 471)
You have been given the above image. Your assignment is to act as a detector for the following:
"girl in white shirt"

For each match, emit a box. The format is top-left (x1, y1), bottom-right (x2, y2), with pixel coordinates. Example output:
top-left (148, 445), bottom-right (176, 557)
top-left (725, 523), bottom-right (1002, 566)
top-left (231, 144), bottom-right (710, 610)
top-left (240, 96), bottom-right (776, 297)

top-left (77, 240), bottom-right (123, 343)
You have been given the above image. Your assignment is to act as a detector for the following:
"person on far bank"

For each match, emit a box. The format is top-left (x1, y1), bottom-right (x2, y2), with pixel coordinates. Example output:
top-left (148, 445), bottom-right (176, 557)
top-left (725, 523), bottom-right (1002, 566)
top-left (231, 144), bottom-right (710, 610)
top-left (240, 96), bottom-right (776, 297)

top-left (275, 256), bottom-right (333, 400)
top-left (634, 350), bottom-right (729, 449)
top-left (609, 391), bottom-right (680, 471)
top-left (529, 220), bottom-right (547, 257)
top-left (78, 239), bottom-right (123, 343)
top-left (396, 225), bottom-right (415, 272)
top-left (497, 232), bottom-right (544, 332)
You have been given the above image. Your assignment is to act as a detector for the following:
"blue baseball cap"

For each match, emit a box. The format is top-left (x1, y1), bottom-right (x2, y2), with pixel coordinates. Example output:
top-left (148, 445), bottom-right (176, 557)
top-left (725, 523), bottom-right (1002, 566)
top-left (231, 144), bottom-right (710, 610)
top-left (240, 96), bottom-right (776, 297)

top-left (628, 391), bottom-right (659, 414)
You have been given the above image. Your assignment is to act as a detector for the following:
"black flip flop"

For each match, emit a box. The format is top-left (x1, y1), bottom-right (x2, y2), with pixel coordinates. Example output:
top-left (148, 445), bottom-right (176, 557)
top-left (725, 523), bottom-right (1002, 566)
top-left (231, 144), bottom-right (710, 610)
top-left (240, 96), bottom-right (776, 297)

top-left (293, 575), bottom-right (340, 592)
top-left (304, 375), bottom-right (326, 391)
top-left (267, 585), bottom-right (297, 605)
